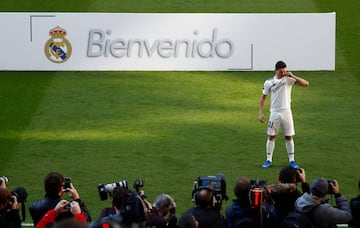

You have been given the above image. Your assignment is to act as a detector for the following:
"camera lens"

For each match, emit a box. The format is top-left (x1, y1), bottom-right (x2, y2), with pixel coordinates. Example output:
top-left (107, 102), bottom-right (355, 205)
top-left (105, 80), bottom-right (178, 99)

top-left (0, 176), bottom-right (8, 185)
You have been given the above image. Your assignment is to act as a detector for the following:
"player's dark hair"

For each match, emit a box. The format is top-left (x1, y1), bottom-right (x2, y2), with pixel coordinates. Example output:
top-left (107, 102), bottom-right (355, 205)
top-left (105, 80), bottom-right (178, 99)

top-left (275, 60), bottom-right (287, 70)
top-left (44, 172), bottom-right (64, 197)
top-left (279, 166), bottom-right (297, 184)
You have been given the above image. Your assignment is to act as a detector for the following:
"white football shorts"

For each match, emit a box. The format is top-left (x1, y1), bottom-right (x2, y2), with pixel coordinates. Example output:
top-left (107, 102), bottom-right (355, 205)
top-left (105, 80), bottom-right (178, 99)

top-left (267, 109), bottom-right (295, 136)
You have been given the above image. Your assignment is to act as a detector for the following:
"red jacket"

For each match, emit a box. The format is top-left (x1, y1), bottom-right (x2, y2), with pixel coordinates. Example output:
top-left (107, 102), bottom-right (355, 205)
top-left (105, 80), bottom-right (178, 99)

top-left (35, 209), bottom-right (87, 228)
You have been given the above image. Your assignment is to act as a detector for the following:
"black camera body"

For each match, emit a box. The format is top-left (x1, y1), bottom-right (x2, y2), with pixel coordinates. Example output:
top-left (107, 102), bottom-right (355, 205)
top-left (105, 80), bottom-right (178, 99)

top-left (192, 174), bottom-right (228, 211)
top-left (64, 177), bottom-right (72, 189)
top-left (64, 201), bottom-right (72, 210)
top-left (11, 186), bottom-right (28, 204)
top-left (327, 180), bottom-right (336, 195)
top-left (11, 186), bottom-right (28, 222)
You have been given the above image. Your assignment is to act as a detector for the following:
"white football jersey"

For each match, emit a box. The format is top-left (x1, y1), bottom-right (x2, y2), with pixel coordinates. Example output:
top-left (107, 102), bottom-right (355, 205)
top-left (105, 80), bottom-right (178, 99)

top-left (262, 75), bottom-right (297, 112)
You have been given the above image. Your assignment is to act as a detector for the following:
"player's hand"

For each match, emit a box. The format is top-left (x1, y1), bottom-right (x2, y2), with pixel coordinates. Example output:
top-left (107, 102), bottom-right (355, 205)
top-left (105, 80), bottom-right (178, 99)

top-left (285, 71), bottom-right (295, 78)
top-left (259, 113), bottom-right (266, 123)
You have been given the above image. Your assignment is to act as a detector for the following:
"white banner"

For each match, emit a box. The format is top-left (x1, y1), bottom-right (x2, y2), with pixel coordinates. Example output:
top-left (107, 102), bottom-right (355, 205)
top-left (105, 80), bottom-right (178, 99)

top-left (0, 13), bottom-right (335, 71)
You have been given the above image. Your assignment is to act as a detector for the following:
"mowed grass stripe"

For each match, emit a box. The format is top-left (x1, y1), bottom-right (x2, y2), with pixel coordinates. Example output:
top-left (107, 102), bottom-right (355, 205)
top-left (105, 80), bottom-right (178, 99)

top-left (0, 72), bottom-right (54, 164)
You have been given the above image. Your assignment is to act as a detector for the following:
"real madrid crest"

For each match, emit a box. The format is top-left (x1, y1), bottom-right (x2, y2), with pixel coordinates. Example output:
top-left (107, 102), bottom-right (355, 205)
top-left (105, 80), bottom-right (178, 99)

top-left (44, 26), bottom-right (72, 63)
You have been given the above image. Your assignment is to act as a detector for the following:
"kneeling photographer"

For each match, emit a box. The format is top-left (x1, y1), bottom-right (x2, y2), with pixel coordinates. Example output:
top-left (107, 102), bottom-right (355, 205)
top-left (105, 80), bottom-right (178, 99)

top-left (0, 176), bottom-right (28, 228)
top-left (226, 177), bottom-right (270, 228)
top-left (289, 177), bottom-right (352, 227)
top-left (94, 179), bottom-right (151, 227)
top-left (266, 166), bottom-right (310, 227)
top-left (150, 193), bottom-right (177, 228)
top-left (185, 175), bottom-right (227, 228)
top-left (0, 188), bottom-right (21, 228)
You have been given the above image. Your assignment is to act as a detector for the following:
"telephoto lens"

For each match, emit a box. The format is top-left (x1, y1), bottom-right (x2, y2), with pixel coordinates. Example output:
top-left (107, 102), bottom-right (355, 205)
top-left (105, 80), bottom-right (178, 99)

top-left (0, 176), bottom-right (9, 185)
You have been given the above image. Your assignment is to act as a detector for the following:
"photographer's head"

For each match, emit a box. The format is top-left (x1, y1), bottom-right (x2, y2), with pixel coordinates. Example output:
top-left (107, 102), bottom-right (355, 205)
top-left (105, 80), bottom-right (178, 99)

top-left (279, 166), bottom-right (298, 184)
top-left (234, 177), bottom-right (251, 199)
top-left (112, 187), bottom-right (128, 212)
top-left (0, 188), bottom-right (11, 210)
top-left (311, 178), bottom-right (329, 197)
top-left (44, 172), bottom-right (65, 198)
top-left (153, 193), bottom-right (175, 216)
top-left (195, 189), bottom-right (213, 209)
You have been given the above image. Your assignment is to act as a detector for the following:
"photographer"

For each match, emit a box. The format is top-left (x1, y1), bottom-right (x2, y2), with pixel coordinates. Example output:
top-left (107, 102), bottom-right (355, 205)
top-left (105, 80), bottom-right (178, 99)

top-left (150, 193), bottom-right (177, 228)
top-left (294, 177), bottom-right (352, 227)
top-left (185, 188), bottom-right (226, 228)
top-left (226, 177), bottom-right (269, 228)
top-left (0, 188), bottom-right (21, 228)
top-left (29, 172), bottom-right (91, 226)
top-left (266, 166), bottom-right (309, 226)
top-left (36, 200), bottom-right (87, 228)
top-left (349, 179), bottom-right (360, 227)
top-left (95, 187), bottom-right (128, 226)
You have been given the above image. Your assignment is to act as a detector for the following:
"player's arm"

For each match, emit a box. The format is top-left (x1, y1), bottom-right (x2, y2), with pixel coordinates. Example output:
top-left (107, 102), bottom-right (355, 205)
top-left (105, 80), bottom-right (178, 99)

top-left (287, 72), bottom-right (309, 87)
top-left (259, 94), bottom-right (267, 123)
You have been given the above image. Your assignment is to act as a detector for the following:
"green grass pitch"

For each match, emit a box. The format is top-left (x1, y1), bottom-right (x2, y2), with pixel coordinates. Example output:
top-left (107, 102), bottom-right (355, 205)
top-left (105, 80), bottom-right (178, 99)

top-left (0, 0), bottom-right (359, 224)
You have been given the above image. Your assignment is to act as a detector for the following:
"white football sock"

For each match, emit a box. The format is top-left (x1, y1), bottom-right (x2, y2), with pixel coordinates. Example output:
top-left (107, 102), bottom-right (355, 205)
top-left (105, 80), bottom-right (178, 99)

top-left (286, 139), bottom-right (295, 162)
top-left (266, 139), bottom-right (275, 162)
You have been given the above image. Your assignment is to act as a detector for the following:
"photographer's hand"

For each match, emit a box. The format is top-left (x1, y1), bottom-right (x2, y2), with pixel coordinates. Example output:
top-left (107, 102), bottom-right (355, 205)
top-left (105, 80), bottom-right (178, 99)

top-left (297, 168), bottom-right (306, 183)
top-left (0, 181), bottom-right (6, 190)
top-left (11, 196), bottom-right (19, 210)
top-left (169, 204), bottom-right (176, 216)
top-left (70, 201), bottom-right (81, 215)
top-left (55, 200), bottom-right (69, 214)
top-left (331, 180), bottom-right (340, 194)
top-left (64, 183), bottom-right (80, 200)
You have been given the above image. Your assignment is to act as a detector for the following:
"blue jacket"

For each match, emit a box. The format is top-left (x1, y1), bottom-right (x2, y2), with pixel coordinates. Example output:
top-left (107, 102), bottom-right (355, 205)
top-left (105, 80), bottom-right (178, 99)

top-left (226, 198), bottom-right (267, 228)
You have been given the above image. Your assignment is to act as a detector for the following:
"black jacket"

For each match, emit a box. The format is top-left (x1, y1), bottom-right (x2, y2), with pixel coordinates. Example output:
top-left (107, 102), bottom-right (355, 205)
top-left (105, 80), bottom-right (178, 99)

top-left (226, 198), bottom-right (267, 228)
top-left (268, 182), bottom-right (310, 226)
top-left (29, 196), bottom-right (91, 226)
top-left (350, 195), bottom-right (360, 227)
top-left (0, 208), bottom-right (21, 228)
top-left (185, 207), bottom-right (226, 228)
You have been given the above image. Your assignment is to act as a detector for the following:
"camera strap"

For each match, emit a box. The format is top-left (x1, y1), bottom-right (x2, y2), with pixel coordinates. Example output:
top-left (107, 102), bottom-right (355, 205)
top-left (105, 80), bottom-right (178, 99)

top-left (21, 202), bottom-right (26, 222)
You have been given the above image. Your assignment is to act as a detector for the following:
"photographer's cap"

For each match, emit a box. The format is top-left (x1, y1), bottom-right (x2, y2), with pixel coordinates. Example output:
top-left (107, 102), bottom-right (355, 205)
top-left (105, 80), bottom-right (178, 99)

top-left (311, 177), bottom-right (328, 197)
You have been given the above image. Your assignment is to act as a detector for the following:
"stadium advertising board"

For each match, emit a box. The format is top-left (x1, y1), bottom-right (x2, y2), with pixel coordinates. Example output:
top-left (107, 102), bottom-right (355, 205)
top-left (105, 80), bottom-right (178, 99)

top-left (0, 13), bottom-right (335, 71)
